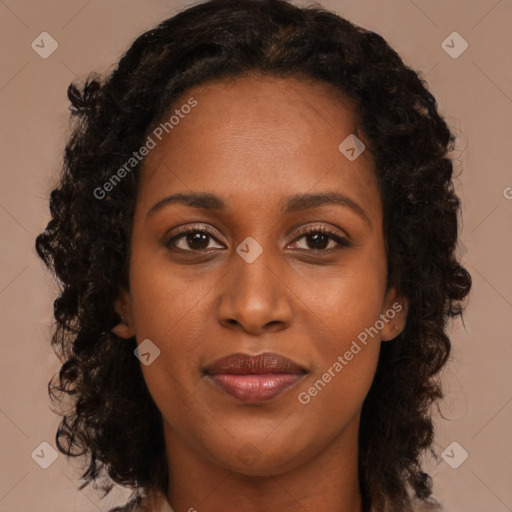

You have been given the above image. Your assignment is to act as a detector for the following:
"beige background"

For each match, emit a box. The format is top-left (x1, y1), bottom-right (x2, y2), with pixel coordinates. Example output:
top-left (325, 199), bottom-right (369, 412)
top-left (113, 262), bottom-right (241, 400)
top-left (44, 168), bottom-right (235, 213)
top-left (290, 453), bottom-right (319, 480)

top-left (0, 0), bottom-right (511, 511)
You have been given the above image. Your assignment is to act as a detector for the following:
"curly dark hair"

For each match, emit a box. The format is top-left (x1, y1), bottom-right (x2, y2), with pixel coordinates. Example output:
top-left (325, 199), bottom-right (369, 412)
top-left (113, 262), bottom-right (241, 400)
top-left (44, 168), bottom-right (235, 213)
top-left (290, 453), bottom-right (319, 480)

top-left (35, 0), bottom-right (471, 511)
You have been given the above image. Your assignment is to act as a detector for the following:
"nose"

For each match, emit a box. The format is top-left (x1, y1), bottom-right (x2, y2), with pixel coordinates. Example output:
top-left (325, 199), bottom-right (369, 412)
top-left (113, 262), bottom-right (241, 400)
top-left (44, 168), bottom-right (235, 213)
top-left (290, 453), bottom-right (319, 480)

top-left (216, 245), bottom-right (294, 335)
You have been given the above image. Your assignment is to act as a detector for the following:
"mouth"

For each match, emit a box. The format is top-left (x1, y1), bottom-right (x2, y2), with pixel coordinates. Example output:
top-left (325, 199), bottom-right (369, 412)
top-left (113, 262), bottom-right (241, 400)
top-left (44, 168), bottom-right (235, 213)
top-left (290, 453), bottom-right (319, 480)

top-left (203, 352), bottom-right (307, 404)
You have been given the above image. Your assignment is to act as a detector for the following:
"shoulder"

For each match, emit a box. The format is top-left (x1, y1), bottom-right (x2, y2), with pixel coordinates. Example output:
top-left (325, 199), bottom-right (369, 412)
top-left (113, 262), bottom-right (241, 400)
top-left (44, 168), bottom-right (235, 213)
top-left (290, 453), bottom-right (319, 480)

top-left (410, 495), bottom-right (446, 512)
top-left (107, 490), bottom-right (174, 512)
top-left (106, 497), bottom-right (142, 512)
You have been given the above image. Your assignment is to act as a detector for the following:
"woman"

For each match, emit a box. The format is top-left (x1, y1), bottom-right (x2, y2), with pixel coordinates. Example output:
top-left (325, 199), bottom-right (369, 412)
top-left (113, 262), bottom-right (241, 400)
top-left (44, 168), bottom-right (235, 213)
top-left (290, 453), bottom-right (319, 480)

top-left (35, 0), bottom-right (471, 511)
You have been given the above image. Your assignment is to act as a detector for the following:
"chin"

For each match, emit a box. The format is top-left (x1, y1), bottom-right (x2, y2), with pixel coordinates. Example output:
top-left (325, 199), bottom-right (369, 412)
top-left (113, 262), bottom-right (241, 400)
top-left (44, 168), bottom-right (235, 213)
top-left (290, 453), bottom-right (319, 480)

top-left (205, 436), bottom-right (313, 477)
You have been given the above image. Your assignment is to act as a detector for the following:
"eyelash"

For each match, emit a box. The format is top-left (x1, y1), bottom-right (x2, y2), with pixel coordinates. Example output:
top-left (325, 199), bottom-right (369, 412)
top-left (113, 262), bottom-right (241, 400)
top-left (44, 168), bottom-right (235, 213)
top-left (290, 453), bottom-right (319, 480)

top-left (164, 224), bottom-right (351, 253)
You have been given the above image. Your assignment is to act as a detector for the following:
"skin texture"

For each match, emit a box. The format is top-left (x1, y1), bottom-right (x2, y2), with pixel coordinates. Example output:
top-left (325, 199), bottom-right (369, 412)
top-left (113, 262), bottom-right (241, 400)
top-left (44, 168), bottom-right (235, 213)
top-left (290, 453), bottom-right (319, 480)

top-left (113, 75), bottom-right (408, 512)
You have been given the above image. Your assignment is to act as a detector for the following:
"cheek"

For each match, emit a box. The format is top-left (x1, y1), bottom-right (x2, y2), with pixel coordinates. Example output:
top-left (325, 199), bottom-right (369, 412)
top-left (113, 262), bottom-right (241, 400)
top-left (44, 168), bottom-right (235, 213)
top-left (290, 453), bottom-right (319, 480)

top-left (304, 285), bottom-right (383, 403)
top-left (295, 271), bottom-right (385, 418)
top-left (126, 246), bottom-right (210, 406)
top-left (295, 344), bottom-right (379, 445)
top-left (299, 252), bottom-right (387, 353)
top-left (127, 239), bottom-right (210, 341)
top-left (294, 251), bottom-right (386, 409)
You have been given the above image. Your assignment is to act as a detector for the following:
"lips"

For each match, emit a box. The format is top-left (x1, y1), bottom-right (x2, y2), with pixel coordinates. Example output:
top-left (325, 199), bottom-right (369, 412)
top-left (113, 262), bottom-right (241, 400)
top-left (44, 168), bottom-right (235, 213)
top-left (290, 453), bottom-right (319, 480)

top-left (204, 352), bottom-right (306, 403)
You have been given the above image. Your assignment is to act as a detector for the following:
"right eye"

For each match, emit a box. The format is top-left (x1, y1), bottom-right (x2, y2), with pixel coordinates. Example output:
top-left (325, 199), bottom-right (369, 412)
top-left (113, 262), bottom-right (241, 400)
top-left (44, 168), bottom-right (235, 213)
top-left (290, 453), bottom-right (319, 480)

top-left (164, 226), bottom-right (225, 252)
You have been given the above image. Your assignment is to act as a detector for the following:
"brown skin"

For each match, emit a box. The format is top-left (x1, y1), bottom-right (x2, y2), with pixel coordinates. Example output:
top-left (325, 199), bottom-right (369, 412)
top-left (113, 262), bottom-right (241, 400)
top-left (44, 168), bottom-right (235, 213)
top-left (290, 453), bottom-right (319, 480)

top-left (113, 74), bottom-right (408, 512)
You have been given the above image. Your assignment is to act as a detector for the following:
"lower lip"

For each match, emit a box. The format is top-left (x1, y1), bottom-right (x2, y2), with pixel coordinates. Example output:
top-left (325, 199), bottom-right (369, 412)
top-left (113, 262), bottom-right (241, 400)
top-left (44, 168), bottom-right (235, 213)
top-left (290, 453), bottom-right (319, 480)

top-left (207, 373), bottom-right (304, 403)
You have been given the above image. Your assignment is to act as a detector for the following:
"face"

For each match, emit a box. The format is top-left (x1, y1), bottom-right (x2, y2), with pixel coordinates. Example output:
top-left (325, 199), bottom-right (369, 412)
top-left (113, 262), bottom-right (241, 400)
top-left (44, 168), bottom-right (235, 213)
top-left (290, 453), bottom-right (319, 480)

top-left (114, 74), bottom-right (407, 477)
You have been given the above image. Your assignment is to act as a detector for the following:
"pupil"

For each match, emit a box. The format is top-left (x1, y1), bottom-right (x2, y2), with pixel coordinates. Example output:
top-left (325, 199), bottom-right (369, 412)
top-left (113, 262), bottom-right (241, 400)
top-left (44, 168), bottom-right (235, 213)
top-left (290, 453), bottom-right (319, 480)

top-left (309, 233), bottom-right (328, 250)
top-left (187, 232), bottom-right (209, 249)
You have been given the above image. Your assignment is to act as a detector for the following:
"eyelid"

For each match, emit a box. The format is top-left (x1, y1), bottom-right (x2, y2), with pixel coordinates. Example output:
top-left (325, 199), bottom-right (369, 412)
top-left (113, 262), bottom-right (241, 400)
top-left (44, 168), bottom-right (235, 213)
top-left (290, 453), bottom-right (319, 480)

top-left (289, 223), bottom-right (351, 249)
top-left (291, 223), bottom-right (349, 241)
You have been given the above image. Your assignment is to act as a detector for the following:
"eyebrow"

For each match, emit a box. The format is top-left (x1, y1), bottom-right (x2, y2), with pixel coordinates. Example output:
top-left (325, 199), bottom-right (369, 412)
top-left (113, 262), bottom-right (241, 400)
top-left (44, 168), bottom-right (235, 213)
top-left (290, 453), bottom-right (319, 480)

top-left (146, 191), bottom-right (371, 225)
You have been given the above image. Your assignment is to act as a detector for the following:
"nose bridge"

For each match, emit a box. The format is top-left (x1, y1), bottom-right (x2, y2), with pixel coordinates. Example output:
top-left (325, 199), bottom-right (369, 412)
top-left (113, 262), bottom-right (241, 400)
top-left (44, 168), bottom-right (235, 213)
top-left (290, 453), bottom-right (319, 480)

top-left (217, 233), bottom-right (293, 333)
top-left (236, 235), bottom-right (275, 292)
top-left (232, 233), bottom-right (280, 306)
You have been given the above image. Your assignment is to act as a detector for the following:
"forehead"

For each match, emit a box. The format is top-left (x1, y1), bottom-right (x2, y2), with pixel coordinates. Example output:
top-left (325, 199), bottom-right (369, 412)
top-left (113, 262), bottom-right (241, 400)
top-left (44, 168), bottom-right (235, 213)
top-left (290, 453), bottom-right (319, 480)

top-left (139, 74), bottom-right (379, 220)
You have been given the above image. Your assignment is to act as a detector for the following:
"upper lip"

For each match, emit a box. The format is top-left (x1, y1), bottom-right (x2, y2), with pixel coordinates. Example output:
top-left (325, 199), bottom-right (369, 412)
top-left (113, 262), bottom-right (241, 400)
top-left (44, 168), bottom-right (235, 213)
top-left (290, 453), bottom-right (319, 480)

top-left (204, 352), bottom-right (307, 375)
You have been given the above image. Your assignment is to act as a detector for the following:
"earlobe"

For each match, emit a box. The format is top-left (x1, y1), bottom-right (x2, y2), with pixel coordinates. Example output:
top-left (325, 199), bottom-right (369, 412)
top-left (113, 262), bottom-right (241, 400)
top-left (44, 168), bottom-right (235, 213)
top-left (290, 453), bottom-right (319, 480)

top-left (381, 322), bottom-right (403, 342)
top-left (112, 289), bottom-right (135, 339)
top-left (381, 288), bottom-right (408, 342)
top-left (111, 321), bottom-right (135, 338)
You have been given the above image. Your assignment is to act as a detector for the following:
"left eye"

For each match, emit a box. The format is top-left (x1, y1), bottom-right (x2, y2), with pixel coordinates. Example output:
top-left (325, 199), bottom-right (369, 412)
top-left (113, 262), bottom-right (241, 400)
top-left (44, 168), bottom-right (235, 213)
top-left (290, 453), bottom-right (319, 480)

top-left (289, 227), bottom-right (349, 251)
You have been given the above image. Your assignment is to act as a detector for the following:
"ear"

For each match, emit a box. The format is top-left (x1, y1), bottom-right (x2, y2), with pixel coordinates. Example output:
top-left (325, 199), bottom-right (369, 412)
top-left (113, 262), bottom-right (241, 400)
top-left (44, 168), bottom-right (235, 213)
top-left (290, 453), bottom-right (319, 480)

top-left (380, 287), bottom-right (408, 342)
top-left (111, 288), bottom-right (135, 339)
